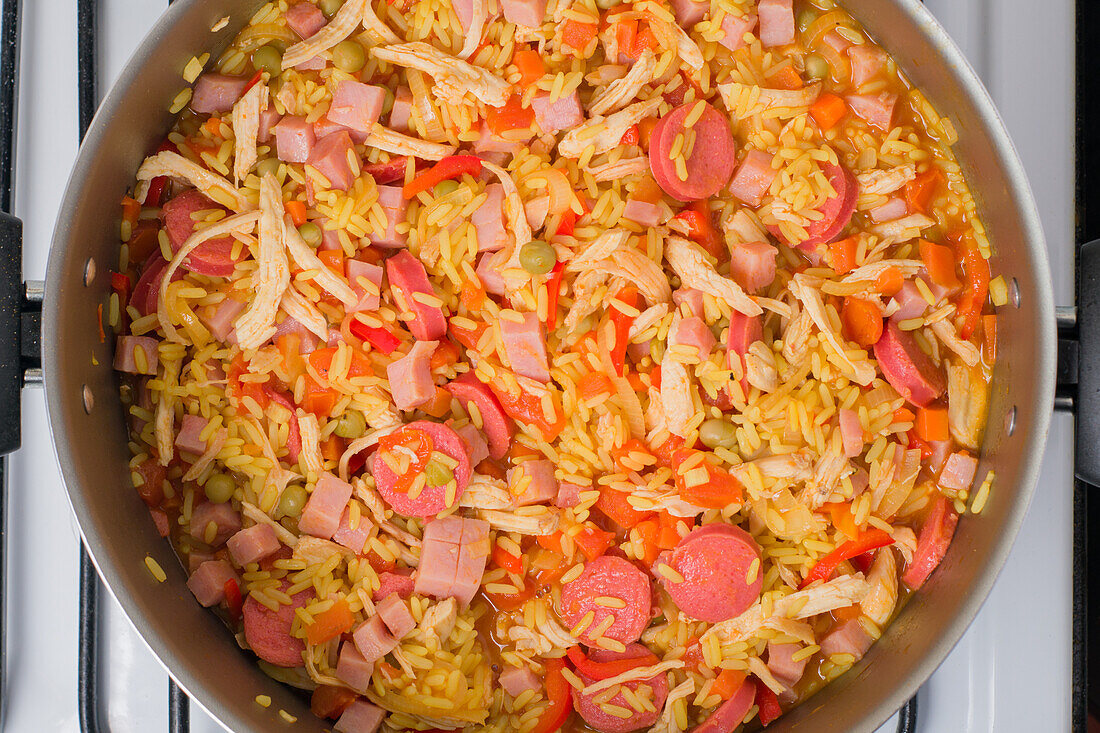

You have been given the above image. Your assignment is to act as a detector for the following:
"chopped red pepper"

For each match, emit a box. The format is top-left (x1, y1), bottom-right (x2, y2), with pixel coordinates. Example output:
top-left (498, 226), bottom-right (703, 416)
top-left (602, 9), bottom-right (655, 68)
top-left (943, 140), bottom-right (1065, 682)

top-left (243, 69), bottom-right (264, 93)
top-left (488, 379), bottom-right (566, 441)
top-left (556, 207), bottom-right (577, 237)
top-left (530, 657), bottom-right (573, 733)
top-left (143, 175), bottom-right (168, 206)
top-left (756, 683), bottom-right (783, 727)
top-left (111, 272), bottom-right (131, 308)
top-left (544, 261), bottom-right (566, 330)
top-left (800, 528), bottom-right (895, 589)
top-left (492, 544), bottom-right (524, 575)
top-left (223, 579), bottom-right (243, 623)
top-left (609, 286), bottom-right (639, 376)
top-left (402, 155), bottom-right (483, 199)
top-left (952, 231), bottom-right (990, 340)
top-left (566, 646), bottom-right (659, 680)
top-left (620, 124), bottom-right (639, 146)
top-left (675, 200), bottom-right (725, 260)
top-left (349, 319), bottom-right (402, 354)
top-left (671, 448), bottom-right (745, 509)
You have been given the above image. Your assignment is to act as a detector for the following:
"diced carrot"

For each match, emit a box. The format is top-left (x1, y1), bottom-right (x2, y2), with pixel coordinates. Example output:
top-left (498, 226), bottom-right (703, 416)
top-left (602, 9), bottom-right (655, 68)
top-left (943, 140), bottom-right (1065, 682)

top-left (513, 48), bottom-right (546, 86)
top-left (461, 278), bottom-right (486, 311)
top-left (918, 239), bottom-right (960, 289)
top-left (634, 519), bottom-right (661, 566)
top-left (614, 16), bottom-right (638, 58)
top-left (768, 64), bottom-right (803, 90)
top-left (285, 200), bottom-right (308, 227)
top-left (905, 167), bottom-right (942, 214)
top-left (120, 196), bottom-right (141, 228)
top-left (952, 230), bottom-right (990, 340)
top-left (982, 314), bottom-right (997, 364)
top-left (638, 116), bottom-right (659, 151)
top-left (492, 544), bottom-right (525, 575)
top-left (572, 524), bottom-right (615, 561)
top-left (320, 435), bottom-right (343, 462)
top-left (302, 380), bottom-right (337, 417)
top-left (874, 266), bottom-right (904, 296)
top-left (824, 501), bottom-right (859, 541)
top-left (420, 387), bottom-right (453, 418)
top-left (317, 248), bottom-right (344, 275)
top-left (711, 669), bottom-right (748, 701)
top-left (672, 448), bottom-right (743, 509)
top-left (828, 236), bottom-right (859, 275)
top-left (536, 530), bottom-right (565, 554)
top-left (561, 19), bottom-right (598, 51)
top-left (915, 406), bottom-right (949, 442)
top-left (305, 598), bottom-right (354, 645)
top-left (631, 174), bottom-right (664, 204)
top-left (595, 487), bottom-right (653, 528)
top-left (810, 93), bottom-right (848, 131)
top-left (578, 371), bottom-right (614, 400)
top-left (893, 407), bottom-right (916, 423)
top-left (276, 334), bottom-right (307, 383)
top-left (477, 458), bottom-right (508, 481)
top-left (841, 296), bottom-right (884, 348)
top-left (485, 94), bottom-right (535, 136)
top-left (430, 341), bottom-right (461, 370)
top-left (311, 685), bottom-right (357, 720)
top-left (630, 26), bottom-right (658, 57)
top-left (203, 117), bottom-right (224, 137)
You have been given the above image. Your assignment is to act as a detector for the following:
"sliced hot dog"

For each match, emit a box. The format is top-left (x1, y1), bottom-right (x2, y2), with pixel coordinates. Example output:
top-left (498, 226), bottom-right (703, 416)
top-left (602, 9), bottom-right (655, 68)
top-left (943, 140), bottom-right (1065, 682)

top-left (649, 101), bottom-right (737, 202)
top-left (560, 555), bottom-right (652, 646)
top-left (767, 161), bottom-right (857, 250)
top-left (130, 253), bottom-right (182, 316)
top-left (444, 372), bottom-right (514, 460)
top-left (242, 584), bottom-right (313, 668)
top-left (656, 524), bottom-right (762, 623)
top-left (571, 643), bottom-right (669, 733)
top-left (873, 320), bottom-right (946, 407)
top-left (385, 250), bottom-right (448, 341)
top-left (371, 420), bottom-right (472, 518)
top-left (693, 675), bottom-right (757, 732)
top-left (161, 189), bottom-right (248, 277)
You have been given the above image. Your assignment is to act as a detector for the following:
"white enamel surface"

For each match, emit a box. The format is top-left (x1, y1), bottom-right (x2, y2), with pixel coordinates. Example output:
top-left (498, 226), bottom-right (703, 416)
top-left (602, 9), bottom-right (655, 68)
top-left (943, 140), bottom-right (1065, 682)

top-left (1, 1), bottom-right (1074, 731)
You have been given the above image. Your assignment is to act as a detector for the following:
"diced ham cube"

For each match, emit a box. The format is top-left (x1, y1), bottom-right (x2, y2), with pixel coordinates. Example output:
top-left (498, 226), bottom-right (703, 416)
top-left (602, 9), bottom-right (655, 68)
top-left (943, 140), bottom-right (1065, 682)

top-left (499, 666), bottom-right (541, 698)
top-left (298, 472), bottom-right (354, 539)
top-left (332, 507), bottom-right (372, 554)
top-left (372, 185), bottom-right (409, 248)
top-left (347, 259), bottom-right (384, 313)
top-left (475, 253), bottom-right (505, 296)
top-left (376, 594), bottom-right (417, 639)
top-left (386, 250), bottom-right (447, 340)
top-left (869, 196), bottom-right (908, 224)
top-left (838, 408), bottom-right (863, 458)
top-left (274, 116), bottom-right (316, 163)
top-left (373, 570), bottom-right (416, 601)
top-left (296, 54), bottom-right (328, 71)
top-left (673, 287), bottom-right (705, 317)
top-left (257, 106), bottom-right (283, 144)
top-left (889, 281), bottom-right (930, 322)
top-left (334, 700), bottom-right (386, 733)
top-left (113, 336), bottom-right (159, 375)
top-left (313, 114), bottom-right (368, 144)
top-left (454, 423), bottom-right (490, 468)
top-left (848, 44), bottom-right (889, 88)
top-left (509, 459), bottom-right (559, 507)
top-left (189, 502), bottom-right (242, 546)
top-left (271, 315), bottom-right (321, 354)
top-left (472, 184), bottom-right (509, 252)
top-left (719, 12), bottom-right (758, 52)
top-left (286, 1), bottom-right (327, 38)
top-left (150, 508), bottom-right (170, 538)
top-left (387, 340), bottom-right (439, 410)
top-left (556, 481), bottom-right (583, 508)
top-left (823, 30), bottom-right (852, 53)
top-left (188, 551), bottom-right (214, 575)
top-left (473, 120), bottom-right (526, 157)
top-left (308, 131), bottom-right (359, 191)
top-left (939, 452), bottom-right (978, 491)
top-left (623, 198), bottom-right (662, 227)
top-left (501, 0), bottom-right (548, 28)
top-left (728, 241), bottom-right (778, 293)
top-left (758, 0), bottom-right (794, 47)
top-left (531, 91), bottom-right (584, 135)
top-left (352, 614), bottom-right (398, 663)
top-left (414, 516), bottom-right (490, 607)
top-left (728, 149), bottom-right (777, 207)
top-left (191, 74), bottom-right (249, 114)
top-left (500, 311), bottom-right (551, 383)
top-left (327, 81), bottom-right (387, 135)
top-left (227, 523), bottom-right (281, 566)
top-left (201, 297), bottom-right (246, 341)
top-left (186, 560), bottom-right (239, 607)
top-left (846, 93), bottom-right (898, 131)
top-left (767, 642), bottom-right (808, 689)
top-left (669, 0), bottom-right (708, 27)
top-left (335, 642), bottom-right (374, 693)
top-left (390, 87), bottom-right (413, 132)
top-left (820, 619), bottom-right (874, 661)
top-left (174, 414), bottom-right (209, 456)
top-left (671, 315), bottom-right (716, 359)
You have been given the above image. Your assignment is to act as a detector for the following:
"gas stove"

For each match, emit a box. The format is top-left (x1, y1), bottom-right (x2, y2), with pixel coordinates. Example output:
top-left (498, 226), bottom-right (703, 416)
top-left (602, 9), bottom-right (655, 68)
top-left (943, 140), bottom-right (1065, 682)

top-left (0, 0), bottom-right (1078, 731)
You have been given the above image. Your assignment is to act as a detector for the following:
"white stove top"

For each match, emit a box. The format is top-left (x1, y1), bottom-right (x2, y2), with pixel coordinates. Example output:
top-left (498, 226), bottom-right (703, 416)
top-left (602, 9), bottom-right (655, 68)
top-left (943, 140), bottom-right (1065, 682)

top-left (2, 0), bottom-right (1075, 731)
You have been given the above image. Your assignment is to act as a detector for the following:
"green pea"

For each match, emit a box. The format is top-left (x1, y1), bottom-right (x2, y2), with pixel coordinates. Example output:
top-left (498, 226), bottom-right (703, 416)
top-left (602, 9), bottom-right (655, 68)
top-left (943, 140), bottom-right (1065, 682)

top-left (298, 222), bottom-right (323, 248)
top-left (334, 410), bottom-right (367, 439)
top-left (381, 88), bottom-right (395, 117)
top-left (277, 484), bottom-right (309, 518)
top-left (424, 459), bottom-right (454, 487)
top-left (319, 0), bottom-right (344, 18)
top-left (804, 53), bottom-right (830, 81)
top-left (699, 418), bottom-right (737, 450)
top-left (256, 157), bottom-right (281, 179)
top-left (433, 179), bottom-right (461, 198)
top-left (252, 44), bottom-right (283, 78)
top-left (203, 472), bottom-right (237, 504)
top-left (332, 40), bottom-right (366, 74)
top-left (519, 239), bottom-right (556, 275)
top-left (797, 8), bottom-right (819, 31)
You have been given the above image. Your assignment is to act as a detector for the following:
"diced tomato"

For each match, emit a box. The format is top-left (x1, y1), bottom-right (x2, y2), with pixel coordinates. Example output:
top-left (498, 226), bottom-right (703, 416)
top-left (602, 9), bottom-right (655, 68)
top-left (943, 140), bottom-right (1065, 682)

top-left (492, 544), bottom-right (525, 575)
top-left (224, 579), bottom-right (243, 623)
top-left (488, 379), bottom-right (566, 441)
top-left (485, 94), bottom-right (535, 137)
top-left (672, 448), bottom-right (744, 509)
top-left (305, 598), bottom-right (354, 645)
top-left (572, 523), bottom-right (615, 561)
top-left (561, 19), bottom-right (598, 52)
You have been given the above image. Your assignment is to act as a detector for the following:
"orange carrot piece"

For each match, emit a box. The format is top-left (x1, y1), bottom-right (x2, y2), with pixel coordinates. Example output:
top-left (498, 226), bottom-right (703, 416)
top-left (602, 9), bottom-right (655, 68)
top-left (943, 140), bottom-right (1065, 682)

top-left (841, 297), bottom-right (884, 348)
top-left (810, 93), bottom-right (848, 131)
top-left (285, 200), bottom-right (308, 227)
top-left (915, 406), bottom-right (950, 442)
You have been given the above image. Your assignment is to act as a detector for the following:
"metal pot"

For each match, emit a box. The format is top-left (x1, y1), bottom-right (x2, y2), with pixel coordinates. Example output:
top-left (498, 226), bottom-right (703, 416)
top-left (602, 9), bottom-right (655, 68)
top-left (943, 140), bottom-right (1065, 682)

top-left (32, 0), bottom-right (1056, 730)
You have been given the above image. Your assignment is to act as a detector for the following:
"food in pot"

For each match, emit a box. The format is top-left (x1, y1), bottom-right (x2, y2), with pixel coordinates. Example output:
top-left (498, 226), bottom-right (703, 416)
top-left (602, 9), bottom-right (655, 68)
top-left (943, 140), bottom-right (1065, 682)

top-left (109, 0), bottom-right (1001, 728)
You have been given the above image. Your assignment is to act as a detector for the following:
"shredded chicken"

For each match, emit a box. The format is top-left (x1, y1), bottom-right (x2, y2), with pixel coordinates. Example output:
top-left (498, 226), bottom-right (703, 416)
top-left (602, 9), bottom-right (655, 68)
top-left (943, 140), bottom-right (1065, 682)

top-left (660, 322), bottom-right (695, 438)
top-left (745, 341), bottom-right (779, 392)
top-left (418, 597), bottom-right (459, 642)
top-left (665, 237), bottom-right (761, 316)
top-left (780, 306), bottom-right (812, 372)
top-left (372, 42), bottom-right (511, 107)
top-left (365, 125), bottom-right (457, 160)
top-left (281, 286), bottom-right (329, 341)
top-left (871, 213), bottom-right (935, 242)
top-left (788, 274), bottom-right (876, 386)
top-left (585, 155), bottom-right (650, 181)
top-left (840, 258), bottom-right (923, 285)
top-left (231, 81), bottom-right (266, 184)
top-left (718, 81), bottom-right (822, 116)
top-left (567, 228), bottom-right (631, 271)
top-left (861, 547), bottom-right (898, 626)
top-left (590, 49), bottom-right (657, 115)
top-left (629, 303), bottom-right (670, 339)
top-left (458, 474), bottom-right (514, 510)
top-left (803, 450), bottom-right (850, 508)
top-left (778, 573), bottom-right (870, 618)
top-left (284, 219), bottom-right (358, 306)
top-left (748, 656), bottom-right (787, 695)
top-left (136, 151), bottom-right (252, 212)
top-left (295, 536), bottom-right (353, 564)
top-left (856, 164), bottom-right (917, 197)
top-left (648, 678), bottom-right (695, 733)
top-left (297, 411), bottom-right (325, 475)
top-left (482, 161), bottom-right (532, 247)
top-left (274, 81), bottom-right (299, 115)
top-left (641, 6), bottom-right (704, 71)
top-left (724, 208), bottom-right (770, 244)
top-left (581, 660), bottom-right (684, 696)
top-left (476, 508), bottom-right (560, 535)
top-left (182, 428), bottom-right (227, 482)
top-left (606, 246), bottom-right (673, 304)
top-left (235, 174), bottom-right (291, 350)
top-left (360, 0), bottom-right (402, 45)
top-left (558, 97), bottom-right (661, 158)
top-left (241, 500), bottom-right (299, 547)
top-left (733, 451), bottom-right (815, 486)
top-left (458, 0), bottom-right (488, 59)
top-left (154, 358), bottom-right (180, 466)
top-left (930, 318), bottom-right (980, 366)
top-left (339, 425), bottom-right (400, 480)
top-left (701, 602), bottom-right (814, 646)
top-left (282, 0), bottom-right (368, 68)
top-left (890, 526), bottom-right (917, 565)
top-left (946, 361), bottom-right (987, 450)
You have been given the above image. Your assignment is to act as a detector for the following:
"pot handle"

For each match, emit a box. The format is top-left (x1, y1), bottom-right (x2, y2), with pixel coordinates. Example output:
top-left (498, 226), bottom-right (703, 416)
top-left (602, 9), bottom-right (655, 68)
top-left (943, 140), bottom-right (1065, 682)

top-left (0, 210), bottom-right (32, 457)
top-left (1058, 239), bottom-right (1100, 484)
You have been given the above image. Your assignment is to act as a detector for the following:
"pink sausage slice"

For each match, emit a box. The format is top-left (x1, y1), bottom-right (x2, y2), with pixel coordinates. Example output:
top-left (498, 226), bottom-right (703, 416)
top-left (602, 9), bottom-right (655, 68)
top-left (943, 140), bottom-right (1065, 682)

top-left (657, 524), bottom-right (762, 623)
top-left (242, 584), bottom-right (313, 668)
top-left (693, 675), bottom-right (757, 732)
top-left (386, 250), bottom-right (448, 341)
top-left (571, 644), bottom-right (669, 733)
top-left (727, 312), bottom-right (762, 395)
top-left (371, 420), bottom-right (472, 518)
top-left (767, 161), bottom-right (857, 250)
top-left (560, 555), bottom-right (652, 646)
top-left (131, 253), bottom-right (183, 316)
top-left (873, 320), bottom-right (946, 407)
top-left (161, 190), bottom-right (247, 277)
top-left (444, 372), bottom-right (514, 460)
top-left (649, 101), bottom-right (737, 202)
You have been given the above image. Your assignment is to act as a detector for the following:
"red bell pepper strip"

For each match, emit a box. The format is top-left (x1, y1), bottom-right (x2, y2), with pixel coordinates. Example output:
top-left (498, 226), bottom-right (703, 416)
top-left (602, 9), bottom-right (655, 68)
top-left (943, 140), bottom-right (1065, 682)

top-left (609, 286), bottom-right (639, 376)
top-left (800, 529), bottom-right (895, 589)
top-left (544, 261), bottom-right (566, 330)
top-left (402, 155), bottom-right (483, 200)
top-left (224, 579), bottom-right (243, 623)
top-left (111, 272), bottom-right (132, 308)
top-left (619, 124), bottom-right (639, 146)
top-left (756, 683), bottom-right (783, 727)
top-left (675, 200), bottom-right (725, 260)
top-left (566, 646), bottom-right (659, 680)
top-left (953, 231), bottom-right (990, 340)
top-left (530, 657), bottom-right (573, 733)
top-left (349, 319), bottom-right (401, 355)
top-left (243, 69), bottom-right (264, 93)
